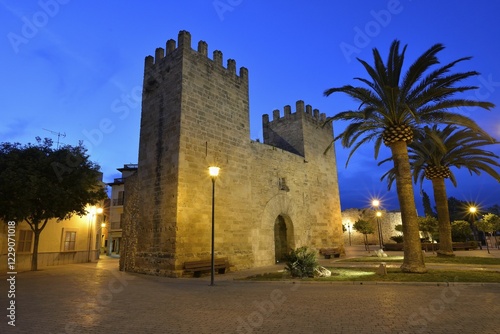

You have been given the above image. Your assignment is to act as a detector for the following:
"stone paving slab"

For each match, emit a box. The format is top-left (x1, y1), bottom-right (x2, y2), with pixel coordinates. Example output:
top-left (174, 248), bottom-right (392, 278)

top-left (1, 257), bottom-right (499, 334)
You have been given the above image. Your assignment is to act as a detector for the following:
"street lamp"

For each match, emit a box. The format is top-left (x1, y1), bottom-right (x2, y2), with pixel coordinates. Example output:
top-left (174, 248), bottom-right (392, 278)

top-left (99, 222), bottom-right (107, 257)
top-left (95, 208), bottom-right (104, 259)
top-left (469, 206), bottom-right (482, 250)
top-left (376, 211), bottom-right (383, 249)
top-left (209, 166), bottom-right (220, 286)
top-left (87, 207), bottom-right (104, 261)
top-left (372, 200), bottom-right (383, 249)
top-left (348, 223), bottom-right (352, 246)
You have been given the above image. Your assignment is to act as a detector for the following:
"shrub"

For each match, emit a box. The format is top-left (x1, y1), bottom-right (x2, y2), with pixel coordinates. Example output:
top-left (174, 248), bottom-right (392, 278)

top-left (451, 220), bottom-right (473, 242)
top-left (390, 235), bottom-right (404, 243)
top-left (284, 246), bottom-right (318, 278)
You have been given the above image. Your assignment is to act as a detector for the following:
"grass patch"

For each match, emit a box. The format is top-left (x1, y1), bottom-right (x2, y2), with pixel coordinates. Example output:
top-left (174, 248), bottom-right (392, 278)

top-left (338, 256), bottom-right (500, 266)
top-left (425, 256), bottom-right (500, 265)
top-left (242, 268), bottom-right (500, 283)
top-left (338, 256), bottom-right (404, 263)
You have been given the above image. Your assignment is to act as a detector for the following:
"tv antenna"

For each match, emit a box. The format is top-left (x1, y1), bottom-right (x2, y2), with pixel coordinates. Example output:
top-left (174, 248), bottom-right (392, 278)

top-left (43, 128), bottom-right (66, 148)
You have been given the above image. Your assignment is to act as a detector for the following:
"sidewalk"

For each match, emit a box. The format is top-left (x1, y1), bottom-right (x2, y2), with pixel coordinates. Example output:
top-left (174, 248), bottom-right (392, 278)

top-left (3, 255), bottom-right (499, 334)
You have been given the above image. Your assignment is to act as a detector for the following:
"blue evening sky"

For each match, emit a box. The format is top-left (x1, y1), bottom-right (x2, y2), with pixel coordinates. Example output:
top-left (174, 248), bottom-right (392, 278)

top-left (1, 1), bottom-right (499, 213)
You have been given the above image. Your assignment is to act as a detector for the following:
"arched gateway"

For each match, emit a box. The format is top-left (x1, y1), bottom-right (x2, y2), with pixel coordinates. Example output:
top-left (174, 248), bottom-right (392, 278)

top-left (274, 215), bottom-right (294, 263)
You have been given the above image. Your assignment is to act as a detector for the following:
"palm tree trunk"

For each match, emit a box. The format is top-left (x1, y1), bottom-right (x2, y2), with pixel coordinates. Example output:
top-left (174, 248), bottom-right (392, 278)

top-left (390, 141), bottom-right (427, 273)
top-left (431, 177), bottom-right (454, 256)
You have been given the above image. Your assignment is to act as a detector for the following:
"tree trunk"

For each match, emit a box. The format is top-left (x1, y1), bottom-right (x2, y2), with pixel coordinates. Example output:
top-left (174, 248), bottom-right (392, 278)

top-left (28, 218), bottom-right (48, 271)
top-left (390, 141), bottom-right (427, 273)
top-left (431, 177), bottom-right (454, 257)
top-left (32, 225), bottom-right (40, 271)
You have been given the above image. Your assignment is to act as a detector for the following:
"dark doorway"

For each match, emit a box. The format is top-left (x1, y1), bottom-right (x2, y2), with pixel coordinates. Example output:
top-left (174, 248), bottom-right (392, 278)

top-left (274, 215), bottom-right (288, 263)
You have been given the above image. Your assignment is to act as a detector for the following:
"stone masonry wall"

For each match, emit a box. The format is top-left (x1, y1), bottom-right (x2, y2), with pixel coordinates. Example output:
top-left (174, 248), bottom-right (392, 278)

top-left (341, 208), bottom-right (402, 246)
top-left (174, 34), bottom-right (253, 273)
top-left (126, 31), bottom-right (344, 276)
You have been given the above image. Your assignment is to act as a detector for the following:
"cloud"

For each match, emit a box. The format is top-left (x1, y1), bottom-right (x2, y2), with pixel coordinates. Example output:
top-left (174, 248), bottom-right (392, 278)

top-left (0, 119), bottom-right (30, 142)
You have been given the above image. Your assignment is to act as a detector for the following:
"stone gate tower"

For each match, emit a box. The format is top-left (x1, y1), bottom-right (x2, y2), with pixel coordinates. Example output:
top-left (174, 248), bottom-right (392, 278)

top-left (123, 31), bottom-right (343, 277)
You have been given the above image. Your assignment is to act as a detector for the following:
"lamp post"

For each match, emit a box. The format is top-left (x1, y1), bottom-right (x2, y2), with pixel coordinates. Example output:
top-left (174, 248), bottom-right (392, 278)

top-left (208, 166), bottom-right (220, 286)
top-left (87, 207), bottom-right (95, 262)
top-left (469, 206), bottom-right (482, 250)
top-left (372, 200), bottom-right (383, 249)
top-left (376, 211), bottom-right (383, 249)
top-left (96, 208), bottom-right (104, 259)
top-left (87, 207), bottom-right (103, 261)
top-left (98, 222), bottom-right (106, 257)
top-left (348, 223), bottom-right (352, 246)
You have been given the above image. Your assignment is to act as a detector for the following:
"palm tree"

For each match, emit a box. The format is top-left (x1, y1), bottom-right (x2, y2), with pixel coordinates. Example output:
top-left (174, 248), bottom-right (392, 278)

top-left (381, 125), bottom-right (499, 256)
top-left (324, 40), bottom-right (494, 273)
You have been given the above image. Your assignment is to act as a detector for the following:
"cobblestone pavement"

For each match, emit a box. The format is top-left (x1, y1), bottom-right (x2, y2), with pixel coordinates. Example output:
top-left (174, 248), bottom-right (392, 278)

top-left (1, 254), bottom-right (499, 334)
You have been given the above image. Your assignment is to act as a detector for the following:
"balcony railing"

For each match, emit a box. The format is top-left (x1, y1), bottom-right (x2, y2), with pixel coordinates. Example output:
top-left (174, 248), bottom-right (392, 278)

top-left (112, 198), bottom-right (124, 206)
top-left (124, 164), bottom-right (138, 169)
top-left (111, 222), bottom-right (122, 230)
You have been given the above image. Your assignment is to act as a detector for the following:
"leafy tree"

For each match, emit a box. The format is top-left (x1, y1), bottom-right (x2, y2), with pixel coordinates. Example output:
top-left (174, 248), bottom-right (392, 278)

top-left (418, 215), bottom-right (439, 242)
top-left (422, 190), bottom-right (436, 218)
top-left (486, 204), bottom-right (500, 216)
top-left (0, 138), bottom-right (107, 271)
top-left (448, 197), bottom-right (468, 222)
top-left (390, 224), bottom-right (404, 243)
top-left (394, 224), bottom-right (403, 234)
top-left (482, 213), bottom-right (500, 249)
top-left (324, 40), bottom-right (493, 272)
top-left (353, 219), bottom-right (375, 250)
top-left (381, 125), bottom-right (499, 256)
top-left (475, 218), bottom-right (495, 253)
top-left (451, 220), bottom-right (473, 242)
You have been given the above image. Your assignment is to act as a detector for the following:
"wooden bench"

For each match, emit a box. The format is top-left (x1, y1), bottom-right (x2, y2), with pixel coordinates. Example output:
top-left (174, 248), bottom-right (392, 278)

top-left (184, 258), bottom-right (229, 277)
top-left (452, 242), bottom-right (477, 250)
top-left (319, 247), bottom-right (341, 259)
top-left (383, 243), bottom-right (404, 251)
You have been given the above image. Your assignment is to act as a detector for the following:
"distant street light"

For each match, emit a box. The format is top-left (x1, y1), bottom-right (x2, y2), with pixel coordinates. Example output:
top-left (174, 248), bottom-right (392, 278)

top-left (209, 166), bottom-right (220, 286)
top-left (469, 205), bottom-right (482, 250)
top-left (376, 211), bottom-right (383, 249)
top-left (348, 223), bottom-right (352, 246)
top-left (87, 206), bottom-right (103, 262)
top-left (372, 200), bottom-right (383, 249)
top-left (99, 222), bottom-right (107, 257)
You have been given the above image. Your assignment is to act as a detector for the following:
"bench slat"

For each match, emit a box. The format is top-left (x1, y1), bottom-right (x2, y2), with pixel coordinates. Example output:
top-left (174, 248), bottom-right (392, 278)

top-left (319, 248), bottom-right (341, 259)
top-left (184, 258), bottom-right (229, 277)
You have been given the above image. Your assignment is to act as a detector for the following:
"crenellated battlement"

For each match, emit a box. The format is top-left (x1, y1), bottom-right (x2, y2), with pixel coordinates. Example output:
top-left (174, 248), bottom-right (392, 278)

top-left (262, 100), bottom-right (328, 125)
top-left (262, 100), bottom-right (333, 157)
top-left (144, 30), bottom-right (248, 80)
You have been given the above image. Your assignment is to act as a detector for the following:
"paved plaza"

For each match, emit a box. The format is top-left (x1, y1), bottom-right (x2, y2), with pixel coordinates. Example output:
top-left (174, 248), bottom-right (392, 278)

top-left (1, 248), bottom-right (499, 334)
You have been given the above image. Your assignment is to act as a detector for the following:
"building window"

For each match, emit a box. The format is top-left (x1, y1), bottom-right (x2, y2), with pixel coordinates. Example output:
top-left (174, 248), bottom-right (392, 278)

top-left (63, 231), bottom-right (77, 251)
top-left (113, 191), bottom-right (125, 206)
top-left (17, 230), bottom-right (33, 253)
